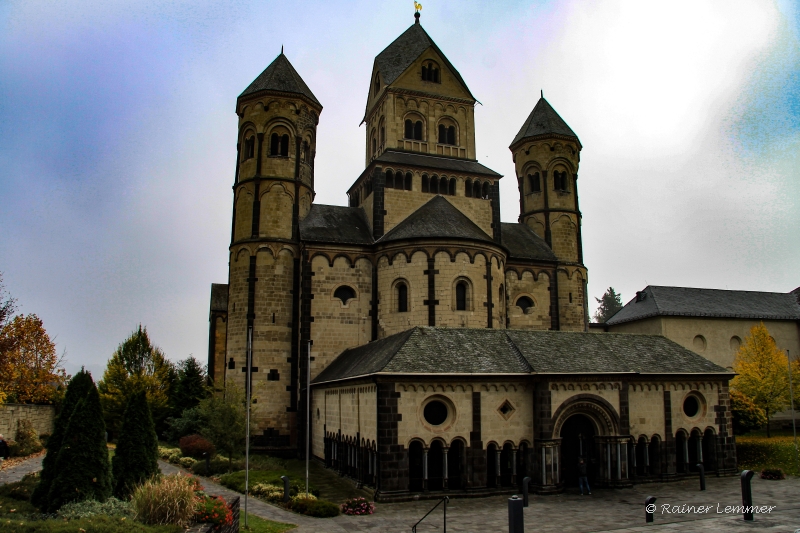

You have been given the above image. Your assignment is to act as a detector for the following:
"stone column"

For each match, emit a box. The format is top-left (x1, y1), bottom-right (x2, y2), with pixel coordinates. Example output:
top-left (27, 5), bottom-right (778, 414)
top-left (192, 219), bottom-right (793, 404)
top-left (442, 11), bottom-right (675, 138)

top-left (443, 447), bottom-right (449, 490)
top-left (644, 441), bottom-right (650, 475)
top-left (511, 449), bottom-right (517, 485)
top-left (423, 448), bottom-right (429, 492)
top-left (698, 436), bottom-right (703, 464)
top-left (495, 449), bottom-right (501, 488)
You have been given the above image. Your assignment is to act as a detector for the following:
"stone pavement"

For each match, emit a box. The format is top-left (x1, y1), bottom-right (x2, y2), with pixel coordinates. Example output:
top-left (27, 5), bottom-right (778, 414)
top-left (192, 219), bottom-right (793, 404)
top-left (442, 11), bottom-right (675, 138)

top-left (2, 457), bottom-right (798, 532)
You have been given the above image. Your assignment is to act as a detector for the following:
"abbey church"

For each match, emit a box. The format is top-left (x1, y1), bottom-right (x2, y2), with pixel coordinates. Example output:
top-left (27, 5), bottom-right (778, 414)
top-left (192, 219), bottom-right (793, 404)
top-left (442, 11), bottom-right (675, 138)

top-left (208, 12), bottom-right (737, 499)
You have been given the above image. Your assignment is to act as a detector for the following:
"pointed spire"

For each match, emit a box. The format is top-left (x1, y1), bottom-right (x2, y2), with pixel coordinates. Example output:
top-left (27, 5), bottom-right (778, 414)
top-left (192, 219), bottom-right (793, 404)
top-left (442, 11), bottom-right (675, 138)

top-left (239, 53), bottom-right (321, 107)
top-left (510, 96), bottom-right (580, 148)
top-left (281, 45), bottom-right (284, 54)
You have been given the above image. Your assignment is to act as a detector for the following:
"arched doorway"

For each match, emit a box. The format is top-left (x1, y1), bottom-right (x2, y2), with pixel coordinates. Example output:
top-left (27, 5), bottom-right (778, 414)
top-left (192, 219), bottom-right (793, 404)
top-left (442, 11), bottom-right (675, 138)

top-left (487, 443), bottom-right (498, 488)
top-left (428, 440), bottom-right (444, 491)
top-left (649, 436), bottom-right (661, 476)
top-left (409, 441), bottom-right (424, 492)
top-left (559, 414), bottom-right (596, 487)
top-left (702, 429), bottom-right (716, 472)
top-left (635, 437), bottom-right (648, 477)
top-left (448, 440), bottom-right (465, 490)
top-left (500, 443), bottom-right (514, 487)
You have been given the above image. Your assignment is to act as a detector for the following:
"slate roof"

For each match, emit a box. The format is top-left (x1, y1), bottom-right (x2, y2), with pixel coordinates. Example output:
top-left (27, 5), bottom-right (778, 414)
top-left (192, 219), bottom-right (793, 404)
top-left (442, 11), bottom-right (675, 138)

top-left (373, 21), bottom-right (474, 96)
top-left (210, 284), bottom-right (228, 313)
top-left (606, 286), bottom-right (800, 326)
top-left (299, 204), bottom-right (374, 245)
top-left (312, 327), bottom-right (729, 384)
top-left (511, 97), bottom-right (580, 147)
top-left (239, 53), bottom-right (321, 106)
top-left (378, 196), bottom-right (494, 245)
top-left (501, 223), bottom-right (557, 262)
top-left (372, 150), bottom-right (501, 177)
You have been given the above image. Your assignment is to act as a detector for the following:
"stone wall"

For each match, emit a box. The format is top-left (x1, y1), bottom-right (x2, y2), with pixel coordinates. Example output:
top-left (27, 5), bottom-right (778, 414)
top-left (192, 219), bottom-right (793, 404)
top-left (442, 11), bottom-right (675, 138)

top-left (0, 404), bottom-right (54, 439)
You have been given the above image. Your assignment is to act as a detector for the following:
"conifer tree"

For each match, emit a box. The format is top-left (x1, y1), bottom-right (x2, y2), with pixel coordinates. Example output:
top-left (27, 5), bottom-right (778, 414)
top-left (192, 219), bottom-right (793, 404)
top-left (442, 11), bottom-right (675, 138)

top-left (593, 287), bottom-right (623, 323)
top-left (172, 357), bottom-right (208, 417)
top-left (46, 380), bottom-right (112, 512)
top-left (112, 390), bottom-right (159, 498)
top-left (31, 369), bottom-right (93, 509)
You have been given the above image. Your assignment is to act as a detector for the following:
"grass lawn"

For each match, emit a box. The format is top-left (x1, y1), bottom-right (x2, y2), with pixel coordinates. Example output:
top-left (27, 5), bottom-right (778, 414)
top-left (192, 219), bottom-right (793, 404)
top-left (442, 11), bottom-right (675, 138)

top-left (0, 515), bottom-right (182, 533)
top-left (737, 429), bottom-right (800, 476)
top-left (240, 513), bottom-right (296, 533)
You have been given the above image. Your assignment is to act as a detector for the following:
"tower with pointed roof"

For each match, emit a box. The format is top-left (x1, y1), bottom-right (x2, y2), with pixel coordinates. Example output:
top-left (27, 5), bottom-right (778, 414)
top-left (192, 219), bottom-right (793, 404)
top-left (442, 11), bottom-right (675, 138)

top-left (223, 52), bottom-right (322, 446)
top-left (510, 96), bottom-right (588, 331)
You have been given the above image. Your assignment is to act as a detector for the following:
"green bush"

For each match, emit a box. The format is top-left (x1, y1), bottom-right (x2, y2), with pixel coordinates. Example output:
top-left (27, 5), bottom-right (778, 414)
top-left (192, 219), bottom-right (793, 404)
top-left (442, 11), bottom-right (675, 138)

top-left (158, 446), bottom-right (178, 460)
top-left (287, 496), bottom-right (339, 517)
top-left (1, 515), bottom-right (182, 533)
top-left (10, 419), bottom-right (43, 457)
top-left (191, 457), bottom-right (244, 476)
top-left (178, 456), bottom-right (197, 469)
top-left (112, 391), bottom-right (159, 499)
top-left (167, 451), bottom-right (182, 464)
top-left (760, 467), bottom-right (786, 480)
top-left (163, 407), bottom-right (204, 444)
top-left (219, 470), bottom-right (318, 497)
top-left (131, 474), bottom-right (196, 526)
top-left (57, 497), bottom-right (134, 519)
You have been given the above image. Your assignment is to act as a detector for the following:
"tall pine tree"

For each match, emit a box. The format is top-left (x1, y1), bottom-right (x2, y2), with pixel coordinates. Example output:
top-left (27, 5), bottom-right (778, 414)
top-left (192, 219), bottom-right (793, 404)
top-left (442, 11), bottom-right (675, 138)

top-left (31, 369), bottom-right (93, 509)
top-left (112, 390), bottom-right (159, 498)
top-left (172, 357), bottom-right (208, 417)
top-left (46, 379), bottom-right (112, 512)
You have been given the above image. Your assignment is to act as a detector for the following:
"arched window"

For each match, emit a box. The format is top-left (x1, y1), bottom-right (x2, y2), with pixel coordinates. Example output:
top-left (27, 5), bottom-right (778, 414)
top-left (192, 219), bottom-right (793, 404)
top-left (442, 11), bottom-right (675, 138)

top-left (380, 125), bottom-right (385, 146)
top-left (448, 178), bottom-right (456, 196)
top-left (422, 61), bottom-right (441, 83)
top-left (456, 281), bottom-right (468, 311)
top-left (373, 74), bottom-right (380, 95)
top-left (553, 170), bottom-right (568, 191)
top-left (386, 169), bottom-right (394, 189)
top-left (404, 172), bottom-right (413, 191)
top-left (397, 282), bottom-right (408, 312)
top-left (438, 124), bottom-right (446, 144)
top-left (405, 120), bottom-right (413, 139)
top-left (472, 180), bottom-right (481, 198)
top-left (465, 179), bottom-right (473, 197)
top-left (529, 172), bottom-right (541, 193)
top-left (270, 133), bottom-right (279, 156)
top-left (413, 120), bottom-right (423, 140)
top-left (372, 137), bottom-right (377, 156)
top-left (243, 135), bottom-right (255, 160)
top-left (302, 141), bottom-right (310, 162)
top-left (422, 64), bottom-right (428, 81)
top-left (421, 174), bottom-right (429, 193)
top-left (447, 126), bottom-right (455, 145)
top-left (280, 134), bottom-right (289, 157)
top-left (516, 296), bottom-right (534, 314)
top-left (430, 175), bottom-right (439, 194)
top-left (395, 170), bottom-right (404, 190)
top-left (482, 181), bottom-right (490, 199)
top-left (334, 286), bottom-right (356, 305)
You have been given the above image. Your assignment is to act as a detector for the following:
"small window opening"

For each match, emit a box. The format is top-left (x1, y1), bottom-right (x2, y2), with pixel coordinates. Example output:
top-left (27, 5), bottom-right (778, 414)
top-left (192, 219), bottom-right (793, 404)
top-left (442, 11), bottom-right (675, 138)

top-left (569, 292), bottom-right (573, 303)
top-left (270, 134), bottom-right (279, 156)
top-left (397, 283), bottom-right (408, 312)
top-left (438, 124), bottom-right (446, 144)
top-left (465, 179), bottom-right (473, 197)
top-left (448, 178), bottom-right (456, 196)
top-left (405, 120), bottom-right (413, 139)
top-left (447, 126), bottom-right (455, 145)
top-left (386, 169), bottom-right (394, 189)
top-left (373, 75), bottom-right (380, 95)
top-left (472, 180), bottom-right (481, 198)
top-left (456, 281), bottom-right (468, 311)
top-left (334, 286), bottom-right (356, 305)
top-left (516, 296), bottom-right (534, 314)
top-left (413, 120), bottom-right (423, 140)
top-left (529, 172), bottom-right (541, 193)
top-left (280, 134), bottom-right (289, 157)
top-left (244, 136), bottom-right (255, 159)
top-left (404, 172), bottom-right (412, 191)
top-left (422, 174), bottom-right (429, 193)
top-left (430, 175), bottom-right (439, 194)
top-left (482, 181), bottom-right (490, 199)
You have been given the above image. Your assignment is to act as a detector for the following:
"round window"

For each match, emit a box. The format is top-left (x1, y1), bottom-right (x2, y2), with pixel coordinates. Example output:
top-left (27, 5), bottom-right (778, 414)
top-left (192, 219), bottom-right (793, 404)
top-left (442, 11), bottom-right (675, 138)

top-left (423, 400), bottom-right (449, 426)
top-left (683, 395), bottom-right (700, 418)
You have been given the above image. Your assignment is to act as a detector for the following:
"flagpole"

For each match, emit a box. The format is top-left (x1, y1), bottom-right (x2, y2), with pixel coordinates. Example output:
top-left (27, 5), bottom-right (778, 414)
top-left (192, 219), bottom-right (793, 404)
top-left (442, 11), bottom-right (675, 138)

top-left (306, 340), bottom-right (311, 498)
top-left (245, 326), bottom-right (252, 527)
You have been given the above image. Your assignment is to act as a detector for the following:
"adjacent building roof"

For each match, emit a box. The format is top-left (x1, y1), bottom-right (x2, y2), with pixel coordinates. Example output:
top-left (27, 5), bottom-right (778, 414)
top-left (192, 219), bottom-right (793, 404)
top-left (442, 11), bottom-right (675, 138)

top-left (378, 196), bottom-right (494, 245)
top-left (373, 21), bottom-right (474, 97)
top-left (606, 285), bottom-right (800, 326)
top-left (511, 97), bottom-right (580, 147)
top-left (312, 327), bottom-right (729, 384)
top-left (501, 223), bottom-right (557, 262)
top-left (300, 204), bottom-right (374, 245)
top-left (210, 284), bottom-right (228, 313)
top-left (239, 53), bottom-right (321, 106)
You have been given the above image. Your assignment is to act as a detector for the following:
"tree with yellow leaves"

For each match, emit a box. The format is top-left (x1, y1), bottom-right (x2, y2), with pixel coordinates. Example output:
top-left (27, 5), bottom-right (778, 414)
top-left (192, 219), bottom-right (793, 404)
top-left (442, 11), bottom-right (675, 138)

top-left (731, 323), bottom-right (799, 437)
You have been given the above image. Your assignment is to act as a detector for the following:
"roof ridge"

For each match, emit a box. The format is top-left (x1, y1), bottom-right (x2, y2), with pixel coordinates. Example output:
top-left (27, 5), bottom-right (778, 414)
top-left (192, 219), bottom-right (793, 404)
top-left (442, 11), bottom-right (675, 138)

top-left (503, 330), bottom-right (534, 372)
top-left (649, 285), bottom-right (795, 296)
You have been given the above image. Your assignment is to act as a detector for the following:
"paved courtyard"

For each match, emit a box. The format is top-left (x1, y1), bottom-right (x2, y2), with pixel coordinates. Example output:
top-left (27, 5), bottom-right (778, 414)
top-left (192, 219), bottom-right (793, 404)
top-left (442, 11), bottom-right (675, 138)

top-left (3, 456), bottom-right (798, 532)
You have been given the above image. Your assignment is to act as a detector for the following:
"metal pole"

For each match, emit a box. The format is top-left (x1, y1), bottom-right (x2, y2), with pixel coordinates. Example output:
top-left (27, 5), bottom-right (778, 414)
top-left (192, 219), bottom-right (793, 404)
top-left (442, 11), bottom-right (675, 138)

top-left (787, 350), bottom-right (799, 475)
top-left (245, 325), bottom-right (252, 527)
top-left (306, 340), bottom-right (311, 497)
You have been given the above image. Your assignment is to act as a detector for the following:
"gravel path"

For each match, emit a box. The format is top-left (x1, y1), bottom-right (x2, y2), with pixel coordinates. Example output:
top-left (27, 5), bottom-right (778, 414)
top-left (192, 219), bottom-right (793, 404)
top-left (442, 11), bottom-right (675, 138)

top-left (0, 454), bottom-right (43, 485)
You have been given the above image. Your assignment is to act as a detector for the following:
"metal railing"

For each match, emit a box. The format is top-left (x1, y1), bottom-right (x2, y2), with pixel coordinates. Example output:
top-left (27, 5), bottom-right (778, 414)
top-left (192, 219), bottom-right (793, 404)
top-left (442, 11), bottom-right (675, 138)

top-left (411, 496), bottom-right (449, 533)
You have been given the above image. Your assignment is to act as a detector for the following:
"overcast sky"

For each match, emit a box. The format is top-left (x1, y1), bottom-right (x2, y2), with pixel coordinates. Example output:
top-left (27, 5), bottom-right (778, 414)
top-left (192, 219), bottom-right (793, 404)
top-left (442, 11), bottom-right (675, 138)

top-left (1, 0), bottom-right (798, 377)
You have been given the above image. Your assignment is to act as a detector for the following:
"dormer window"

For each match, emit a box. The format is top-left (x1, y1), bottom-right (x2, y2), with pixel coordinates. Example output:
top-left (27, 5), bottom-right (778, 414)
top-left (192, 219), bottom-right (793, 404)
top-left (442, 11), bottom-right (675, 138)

top-left (421, 61), bottom-right (440, 83)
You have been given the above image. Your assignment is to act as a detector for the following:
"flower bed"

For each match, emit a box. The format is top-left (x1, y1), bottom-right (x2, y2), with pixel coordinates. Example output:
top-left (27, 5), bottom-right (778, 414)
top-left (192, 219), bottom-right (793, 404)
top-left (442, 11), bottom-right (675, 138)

top-left (340, 497), bottom-right (375, 516)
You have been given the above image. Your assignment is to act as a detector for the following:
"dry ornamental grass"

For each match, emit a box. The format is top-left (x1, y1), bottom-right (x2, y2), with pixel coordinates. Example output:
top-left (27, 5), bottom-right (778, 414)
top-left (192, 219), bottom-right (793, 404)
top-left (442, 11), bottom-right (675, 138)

top-left (131, 474), bottom-right (197, 526)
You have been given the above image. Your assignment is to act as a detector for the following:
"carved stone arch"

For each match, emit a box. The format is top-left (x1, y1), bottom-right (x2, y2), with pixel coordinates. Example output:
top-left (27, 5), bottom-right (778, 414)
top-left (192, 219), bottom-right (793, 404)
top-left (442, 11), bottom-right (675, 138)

top-left (240, 105), bottom-right (250, 116)
top-left (433, 248), bottom-right (456, 262)
top-left (567, 384), bottom-right (575, 391)
top-left (407, 437), bottom-right (426, 449)
top-left (551, 394), bottom-right (621, 437)
top-left (354, 255), bottom-right (374, 268)
top-left (255, 245), bottom-right (276, 258)
top-left (450, 436), bottom-right (468, 448)
top-left (472, 250), bottom-right (488, 265)
top-left (546, 157), bottom-right (577, 174)
top-left (429, 436), bottom-right (447, 448)
top-left (457, 105), bottom-right (468, 116)
top-left (505, 268), bottom-right (521, 281)
top-left (332, 253), bottom-right (355, 268)
top-left (264, 99), bottom-right (281, 111)
top-left (309, 251), bottom-right (333, 268)
top-left (265, 117), bottom-right (298, 136)
top-left (239, 121), bottom-right (258, 140)
top-left (391, 251), bottom-right (409, 264)
top-left (276, 246), bottom-right (296, 259)
top-left (485, 440), bottom-right (500, 450)
top-left (234, 247), bottom-right (253, 261)
top-left (521, 161), bottom-right (543, 176)
top-left (260, 182), bottom-right (294, 202)
top-left (377, 254), bottom-right (391, 267)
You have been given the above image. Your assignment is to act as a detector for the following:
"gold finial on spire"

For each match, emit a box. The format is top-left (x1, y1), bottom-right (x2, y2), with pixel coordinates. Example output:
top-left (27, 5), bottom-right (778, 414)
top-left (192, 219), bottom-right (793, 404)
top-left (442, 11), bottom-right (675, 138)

top-left (414, 1), bottom-right (422, 13)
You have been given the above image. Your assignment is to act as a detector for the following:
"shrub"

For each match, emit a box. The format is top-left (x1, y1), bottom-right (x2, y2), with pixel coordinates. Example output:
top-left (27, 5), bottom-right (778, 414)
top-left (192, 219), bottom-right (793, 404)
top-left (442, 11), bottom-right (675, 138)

top-left (194, 495), bottom-right (233, 528)
top-left (251, 483), bottom-right (285, 503)
top-left (158, 446), bottom-right (178, 460)
top-left (57, 497), bottom-right (134, 519)
top-left (179, 456), bottom-right (197, 469)
top-left (341, 496), bottom-right (375, 516)
top-left (112, 391), bottom-right (159, 499)
top-left (131, 474), bottom-right (196, 526)
top-left (168, 451), bottom-right (182, 464)
top-left (163, 406), bottom-right (204, 444)
top-left (0, 472), bottom-right (39, 502)
top-left (39, 433), bottom-right (51, 446)
top-left (11, 419), bottom-right (43, 457)
top-left (731, 390), bottom-right (767, 435)
top-left (218, 470), bottom-right (318, 497)
top-left (288, 495), bottom-right (339, 517)
top-left (760, 468), bottom-right (785, 480)
top-left (190, 457), bottom-right (243, 476)
top-left (179, 434), bottom-right (215, 459)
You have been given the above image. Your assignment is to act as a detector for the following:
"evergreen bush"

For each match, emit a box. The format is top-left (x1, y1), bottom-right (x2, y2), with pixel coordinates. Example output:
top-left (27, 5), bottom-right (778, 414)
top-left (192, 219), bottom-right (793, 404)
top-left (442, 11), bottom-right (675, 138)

top-left (31, 370), bottom-right (93, 509)
top-left (46, 380), bottom-right (112, 512)
top-left (57, 497), bottom-right (134, 519)
top-left (11, 419), bottom-right (43, 457)
top-left (112, 390), bottom-right (159, 499)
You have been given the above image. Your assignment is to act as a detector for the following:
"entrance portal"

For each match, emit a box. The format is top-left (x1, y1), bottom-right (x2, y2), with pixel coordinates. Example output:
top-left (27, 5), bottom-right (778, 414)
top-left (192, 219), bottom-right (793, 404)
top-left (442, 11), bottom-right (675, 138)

top-left (560, 414), bottom-right (596, 487)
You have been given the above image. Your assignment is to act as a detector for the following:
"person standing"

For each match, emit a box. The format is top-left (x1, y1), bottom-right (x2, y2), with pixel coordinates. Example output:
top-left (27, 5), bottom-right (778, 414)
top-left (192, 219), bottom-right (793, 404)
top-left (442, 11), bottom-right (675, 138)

top-left (0, 434), bottom-right (10, 467)
top-left (578, 457), bottom-right (591, 495)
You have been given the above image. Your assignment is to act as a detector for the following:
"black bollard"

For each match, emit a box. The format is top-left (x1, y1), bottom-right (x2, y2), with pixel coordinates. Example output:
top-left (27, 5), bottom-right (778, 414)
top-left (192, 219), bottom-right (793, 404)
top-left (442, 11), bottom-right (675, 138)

top-left (645, 496), bottom-right (657, 523)
top-left (697, 463), bottom-right (705, 491)
top-left (522, 476), bottom-right (531, 508)
top-left (740, 470), bottom-right (754, 521)
top-left (203, 452), bottom-right (210, 476)
top-left (280, 475), bottom-right (291, 503)
top-left (508, 495), bottom-right (524, 533)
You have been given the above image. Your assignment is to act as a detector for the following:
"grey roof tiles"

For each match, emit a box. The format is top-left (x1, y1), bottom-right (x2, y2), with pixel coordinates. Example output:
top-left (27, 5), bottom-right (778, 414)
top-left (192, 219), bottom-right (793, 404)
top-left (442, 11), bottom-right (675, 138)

top-left (299, 204), bottom-right (374, 245)
top-left (360, 150), bottom-right (501, 181)
top-left (378, 196), bottom-right (494, 244)
top-left (606, 285), bottom-right (800, 326)
top-left (501, 223), bottom-right (558, 261)
top-left (312, 327), bottom-right (729, 384)
top-left (511, 97), bottom-right (579, 146)
top-left (239, 53), bottom-right (320, 106)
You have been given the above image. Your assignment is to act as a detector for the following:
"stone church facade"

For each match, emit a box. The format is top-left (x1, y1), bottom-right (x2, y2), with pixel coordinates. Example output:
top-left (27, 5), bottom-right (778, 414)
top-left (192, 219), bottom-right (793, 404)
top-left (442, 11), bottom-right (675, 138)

top-left (208, 13), bottom-right (737, 499)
